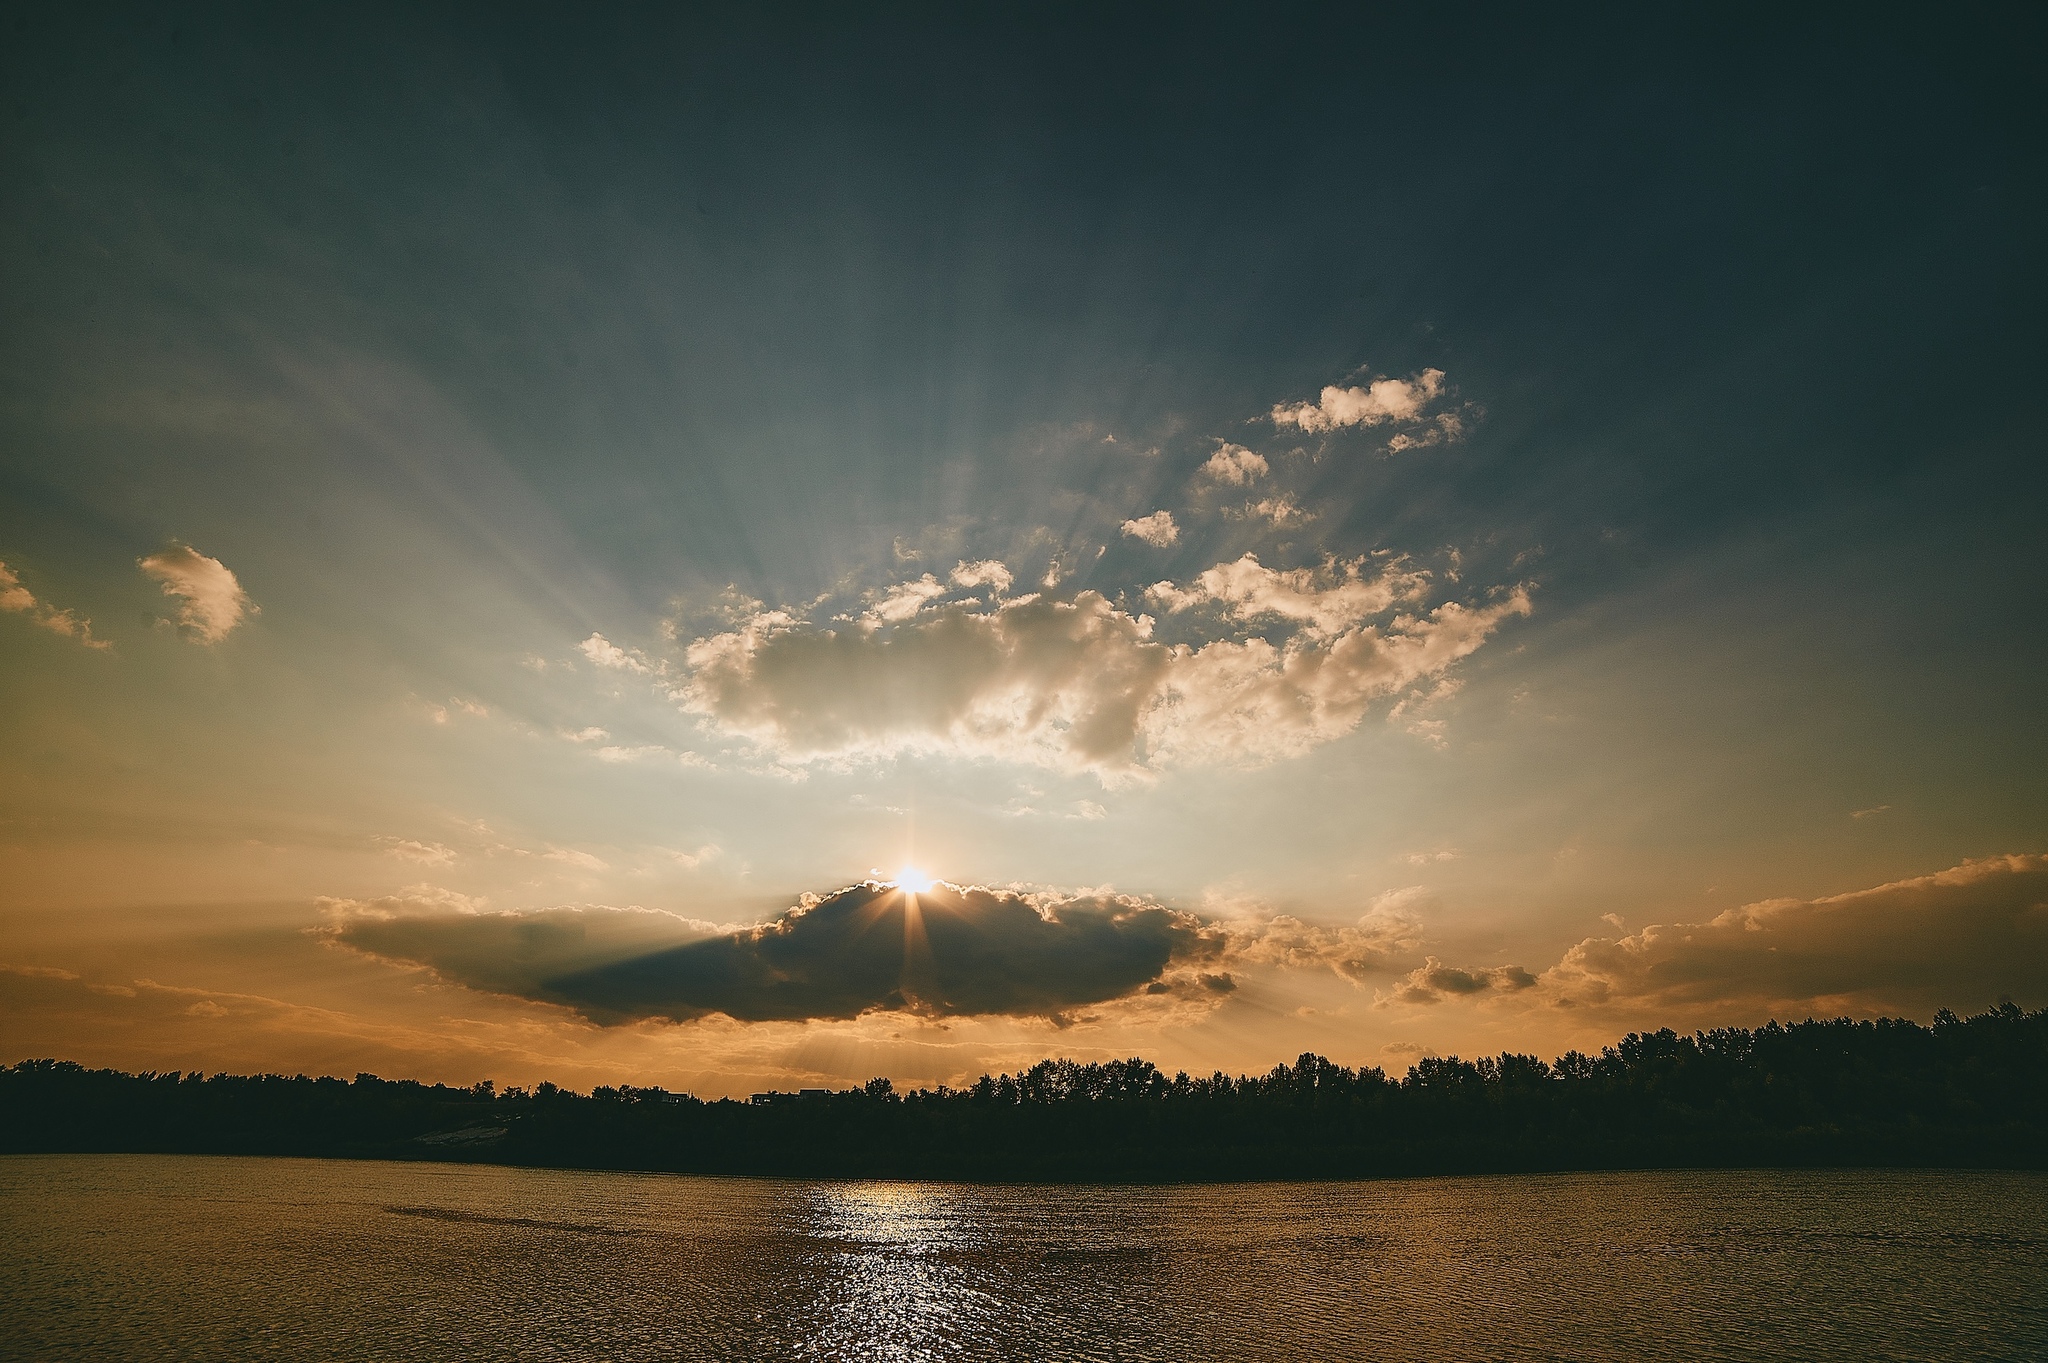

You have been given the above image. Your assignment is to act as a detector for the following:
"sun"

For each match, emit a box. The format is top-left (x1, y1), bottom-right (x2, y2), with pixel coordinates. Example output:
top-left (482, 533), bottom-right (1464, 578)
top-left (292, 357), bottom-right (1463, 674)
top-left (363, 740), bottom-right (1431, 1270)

top-left (894, 865), bottom-right (935, 894)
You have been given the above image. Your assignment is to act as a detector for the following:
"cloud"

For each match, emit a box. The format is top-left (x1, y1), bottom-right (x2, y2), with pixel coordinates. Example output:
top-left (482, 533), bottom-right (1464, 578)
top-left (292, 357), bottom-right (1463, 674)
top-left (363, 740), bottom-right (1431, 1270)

top-left (594, 744), bottom-right (669, 763)
top-left (1234, 495), bottom-right (1312, 527)
top-left (1120, 511), bottom-right (1179, 547)
top-left (1271, 369), bottom-right (1446, 433)
top-left (1379, 957), bottom-right (1538, 1006)
top-left (322, 894), bottom-right (721, 1007)
top-left (669, 577), bottom-right (1529, 778)
top-left (1386, 411), bottom-right (1466, 452)
top-left (1148, 553), bottom-right (1431, 637)
top-left (1202, 444), bottom-right (1268, 485)
top-left (579, 633), bottom-right (651, 673)
top-left (0, 559), bottom-right (108, 649)
top-left (949, 560), bottom-right (1015, 595)
top-left (331, 882), bottom-right (1219, 1024)
top-left (865, 574), bottom-right (950, 623)
top-left (138, 544), bottom-right (254, 643)
top-left (1217, 907), bottom-right (1423, 984)
top-left (385, 839), bottom-right (457, 866)
top-left (1542, 854), bottom-right (2048, 1015)
top-left (1852, 805), bottom-right (1891, 820)
top-left (561, 727), bottom-right (610, 743)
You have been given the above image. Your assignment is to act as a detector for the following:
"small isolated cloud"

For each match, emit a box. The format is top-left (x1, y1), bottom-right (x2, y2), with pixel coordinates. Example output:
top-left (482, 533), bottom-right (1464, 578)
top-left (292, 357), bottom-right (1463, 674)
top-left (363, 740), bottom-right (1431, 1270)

top-left (542, 847), bottom-right (609, 872)
top-left (579, 633), bottom-right (651, 673)
top-left (331, 882), bottom-right (1217, 1024)
top-left (1379, 957), bottom-right (1538, 1006)
top-left (1120, 511), bottom-right (1178, 547)
top-left (950, 560), bottom-right (1015, 595)
top-left (1543, 854), bottom-right (2048, 1016)
top-left (664, 844), bottom-right (721, 869)
top-left (1202, 444), bottom-right (1269, 485)
top-left (1234, 495), bottom-right (1313, 527)
top-left (1852, 805), bottom-right (1892, 820)
top-left (138, 545), bottom-right (254, 643)
top-left (561, 727), bottom-right (610, 743)
top-left (0, 559), bottom-right (108, 649)
top-left (1271, 369), bottom-right (1446, 433)
top-left (1403, 848), bottom-right (1459, 866)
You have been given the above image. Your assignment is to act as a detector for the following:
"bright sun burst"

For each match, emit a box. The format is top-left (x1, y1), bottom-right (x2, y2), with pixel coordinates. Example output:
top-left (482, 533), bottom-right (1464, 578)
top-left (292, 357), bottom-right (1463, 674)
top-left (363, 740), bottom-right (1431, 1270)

top-left (894, 865), bottom-right (935, 894)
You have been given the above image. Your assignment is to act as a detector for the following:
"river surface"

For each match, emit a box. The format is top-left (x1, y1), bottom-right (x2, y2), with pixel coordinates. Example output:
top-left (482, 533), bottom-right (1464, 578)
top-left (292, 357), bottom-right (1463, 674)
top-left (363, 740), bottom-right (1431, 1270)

top-left (2, 1156), bottom-right (2043, 1360)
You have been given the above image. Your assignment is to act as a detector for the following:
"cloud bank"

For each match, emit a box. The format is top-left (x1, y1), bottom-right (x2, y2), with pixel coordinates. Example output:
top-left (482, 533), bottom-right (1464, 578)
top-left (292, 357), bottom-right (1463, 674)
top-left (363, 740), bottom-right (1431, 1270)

top-left (138, 544), bottom-right (254, 643)
top-left (1379, 854), bottom-right (2048, 1017)
top-left (1544, 853), bottom-right (2048, 1014)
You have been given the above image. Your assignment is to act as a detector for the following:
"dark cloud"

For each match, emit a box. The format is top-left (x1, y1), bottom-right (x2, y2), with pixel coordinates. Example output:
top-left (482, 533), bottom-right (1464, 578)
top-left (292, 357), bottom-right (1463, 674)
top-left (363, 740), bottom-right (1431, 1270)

top-left (329, 902), bottom-right (714, 1007)
top-left (334, 884), bottom-right (1216, 1024)
top-left (1381, 957), bottom-right (1538, 1006)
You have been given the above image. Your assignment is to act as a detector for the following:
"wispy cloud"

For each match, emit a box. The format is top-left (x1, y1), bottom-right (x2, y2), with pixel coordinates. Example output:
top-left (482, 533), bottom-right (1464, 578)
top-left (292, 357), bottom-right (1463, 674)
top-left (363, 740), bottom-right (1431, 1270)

top-left (138, 544), bottom-right (254, 643)
top-left (383, 838), bottom-right (458, 866)
top-left (1231, 495), bottom-right (1313, 527)
top-left (0, 559), bottom-right (108, 649)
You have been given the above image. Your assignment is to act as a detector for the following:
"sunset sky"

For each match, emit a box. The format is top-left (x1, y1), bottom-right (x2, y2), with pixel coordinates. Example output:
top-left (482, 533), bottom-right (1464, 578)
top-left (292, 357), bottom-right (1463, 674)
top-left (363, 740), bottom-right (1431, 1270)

top-left (3, 7), bottom-right (2044, 1095)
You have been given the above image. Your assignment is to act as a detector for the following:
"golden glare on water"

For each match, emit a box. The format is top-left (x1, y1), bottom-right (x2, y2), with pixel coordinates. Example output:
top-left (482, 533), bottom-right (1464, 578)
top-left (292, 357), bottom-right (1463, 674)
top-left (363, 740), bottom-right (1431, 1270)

top-left (894, 866), bottom-right (936, 894)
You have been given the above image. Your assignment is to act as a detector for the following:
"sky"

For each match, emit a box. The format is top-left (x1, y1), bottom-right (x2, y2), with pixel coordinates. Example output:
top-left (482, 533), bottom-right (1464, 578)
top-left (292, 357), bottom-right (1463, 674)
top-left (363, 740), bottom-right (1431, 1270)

top-left (3, 6), bottom-right (2045, 1096)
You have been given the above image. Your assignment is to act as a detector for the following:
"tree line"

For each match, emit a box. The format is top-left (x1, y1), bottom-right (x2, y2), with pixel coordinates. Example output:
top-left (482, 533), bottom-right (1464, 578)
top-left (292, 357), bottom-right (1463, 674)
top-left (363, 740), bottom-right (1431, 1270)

top-left (3, 1005), bottom-right (2042, 1180)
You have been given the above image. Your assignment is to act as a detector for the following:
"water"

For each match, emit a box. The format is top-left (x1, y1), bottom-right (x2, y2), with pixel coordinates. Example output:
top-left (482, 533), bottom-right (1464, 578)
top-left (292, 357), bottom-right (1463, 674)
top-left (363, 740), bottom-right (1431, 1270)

top-left (1, 1156), bottom-right (2042, 1360)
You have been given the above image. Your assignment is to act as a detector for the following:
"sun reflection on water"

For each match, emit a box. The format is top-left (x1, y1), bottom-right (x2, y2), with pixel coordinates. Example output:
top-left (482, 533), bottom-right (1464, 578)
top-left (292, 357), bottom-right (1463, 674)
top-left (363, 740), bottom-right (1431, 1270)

top-left (794, 1182), bottom-right (999, 1360)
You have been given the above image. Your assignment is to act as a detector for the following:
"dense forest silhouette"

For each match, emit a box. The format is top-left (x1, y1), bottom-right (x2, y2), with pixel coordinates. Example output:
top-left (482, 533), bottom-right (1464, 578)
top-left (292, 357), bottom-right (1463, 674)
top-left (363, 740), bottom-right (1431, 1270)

top-left (4, 1006), bottom-right (2043, 1180)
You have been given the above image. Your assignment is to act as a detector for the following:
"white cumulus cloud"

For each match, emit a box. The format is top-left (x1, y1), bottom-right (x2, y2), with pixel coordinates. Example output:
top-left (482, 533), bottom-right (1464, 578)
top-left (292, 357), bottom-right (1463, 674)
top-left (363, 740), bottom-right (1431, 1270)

top-left (1120, 511), bottom-right (1178, 547)
top-left (865, 574), bottom-right (950, 623)
top-left (1202, 444), bottom-right (1269, 485)
top-left (949, 560), bottom-right (1015, 595)
top-left (668, 567), bottom-right (1529, 780)
top-left (579, 633), bottom-right (651, 673)
top-left (138, 544), bottom-right (254, 643)
top-left (1147, 553), bottom-right (1431, 637)
top-left (1271, 369), bottom-right (1446, 433)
